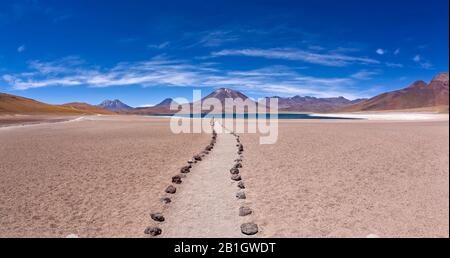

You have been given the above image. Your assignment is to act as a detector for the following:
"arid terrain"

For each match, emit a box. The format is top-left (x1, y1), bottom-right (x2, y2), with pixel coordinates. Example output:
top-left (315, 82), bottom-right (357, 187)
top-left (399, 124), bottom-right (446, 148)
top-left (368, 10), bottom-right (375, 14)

top-left (0, 115), bottom-right (448, 238)
top-left (0, 115), bottom-right (210, 237)
top-left (238, 118), bottom-right (449, 237)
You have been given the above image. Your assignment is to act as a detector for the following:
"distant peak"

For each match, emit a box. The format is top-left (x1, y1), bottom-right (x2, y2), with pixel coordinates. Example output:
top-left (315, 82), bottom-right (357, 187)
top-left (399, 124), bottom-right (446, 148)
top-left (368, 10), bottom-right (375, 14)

top-left (406, 80), bottom-right (427, 89)
top-left (98, 99), bottom-right (132, 111)
top-left (154, 98), bottom-right (176, 107)
top-left (215, 88), bottom-right (233, 93)
top-left (432, 72), bottom-right (449, 83)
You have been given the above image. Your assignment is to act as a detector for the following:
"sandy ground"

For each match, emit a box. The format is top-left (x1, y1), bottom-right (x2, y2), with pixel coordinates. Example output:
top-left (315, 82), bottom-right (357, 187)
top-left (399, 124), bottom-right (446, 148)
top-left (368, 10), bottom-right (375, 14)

top-left (161, 122), bottom-right (247, 237)
top-left (0, 115), bottom-right (210, 237)
top-left (0, 114), bottom-right (79, 128)
top-left (237, 119), bottom-right (449, 237)
top-left (0, 115), bottom-right (448, 238)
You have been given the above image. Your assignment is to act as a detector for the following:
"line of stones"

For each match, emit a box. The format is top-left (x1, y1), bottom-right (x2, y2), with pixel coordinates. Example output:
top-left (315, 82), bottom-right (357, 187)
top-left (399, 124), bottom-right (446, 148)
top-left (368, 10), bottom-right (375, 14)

top-left (144, 121), bottom-right (218, 237)
top-left (230, 131), bottom-right (259, 236)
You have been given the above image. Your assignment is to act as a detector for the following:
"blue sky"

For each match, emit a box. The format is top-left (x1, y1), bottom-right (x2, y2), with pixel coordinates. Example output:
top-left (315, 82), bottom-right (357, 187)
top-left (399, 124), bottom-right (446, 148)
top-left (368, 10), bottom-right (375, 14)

top-left (1, 0), bottom-right (448, 107)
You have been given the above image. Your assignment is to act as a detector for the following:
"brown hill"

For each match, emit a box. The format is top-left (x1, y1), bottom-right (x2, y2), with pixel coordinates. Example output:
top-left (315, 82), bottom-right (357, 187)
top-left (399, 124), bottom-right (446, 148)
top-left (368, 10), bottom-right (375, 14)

top-left (0, 92), bottom-right (112, 115)
top-left (61, 102), bottom-right (115, 114)
top-left (341, 72), bottom-right (449, 112)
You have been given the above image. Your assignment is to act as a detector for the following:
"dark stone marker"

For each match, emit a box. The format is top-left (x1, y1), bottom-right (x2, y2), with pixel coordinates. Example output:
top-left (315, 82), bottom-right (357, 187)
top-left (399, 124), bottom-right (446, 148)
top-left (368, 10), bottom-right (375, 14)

top-left (160, 197), bottom-right (171, 204)
top-left (172, 175), bottom-right (182, 184)
top-left (194, 155), bottom-right (202, 161)
top-left (230, 168), bottom-right (240, 175)
top-left (144, 226), bottom-right (162, 236)
top-left (239, 206), bottom-right (252, 216)
top-left (231, 174), bottom-right (242, 181)
top-left (240, 223), bottom-right (258, 235)
top-left (234, 163), bottom-right (243, 169)
top-left (237, 181), bottom-right (245, 189)
top-left (165, 185), bottom-right (176, 194)
top-left (180, 166), bottom-right (191, 174)
top-left (150, 213), bottom-right (165, 222)
top-left (236, 191), bottom-right (246, 199)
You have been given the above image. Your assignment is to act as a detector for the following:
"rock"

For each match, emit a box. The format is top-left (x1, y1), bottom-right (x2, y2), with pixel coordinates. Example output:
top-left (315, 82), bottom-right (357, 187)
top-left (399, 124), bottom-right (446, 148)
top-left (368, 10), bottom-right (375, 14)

top-left (238, 145), bottom-right (244, 152)
top-left (165, 185), bottom-right (176, 194)
top-left (231, 174), bottom-right (242, 181)
top-left (236, 191), bottom-right (246, 199)
top-left (150, 213), bottom-right (165, 222)
top-left (239, 206), bottom-right (252, 216)
top-left (180, 166), bottom-right (191, 173)
top-left (235, 158), bottom-right (242, 162)
top-left (160, 197), bottom-right (171, 204)
top-left (187, 159), bottom-right (194, 164)
top-left (193, 155), bottom-right (202, 161)
top-left (172, 175), bottom-right (182, 184)
top-left (233, 162), bottom-right (242, 169)
top-left (237, 181), bottom-right (245, 189)
top-left (144, 226), bottom-right (162, 236)
top-left (240, 223), bottom-right (258, 235)
top-left (178, 173), bottom-right (187, 178)
top-left (230, 168), bottom-right (239, 174)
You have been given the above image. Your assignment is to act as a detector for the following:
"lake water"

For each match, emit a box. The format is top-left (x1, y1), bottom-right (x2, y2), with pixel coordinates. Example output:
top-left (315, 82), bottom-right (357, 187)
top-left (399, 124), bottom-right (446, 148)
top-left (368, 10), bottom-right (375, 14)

top-left (145, 113), bottom-right (359, 120)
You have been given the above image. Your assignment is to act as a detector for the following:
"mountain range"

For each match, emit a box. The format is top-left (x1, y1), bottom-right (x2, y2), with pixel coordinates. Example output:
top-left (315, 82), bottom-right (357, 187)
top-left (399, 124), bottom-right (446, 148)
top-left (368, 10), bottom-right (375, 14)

top-left (341, 72), bottom-right (449, 112)
top-left (1, 72), bottom-right (448, 115)
top-left (0, 93), bottom-right (112, 115)
top-left (98, 99), bottom-right (133, 112)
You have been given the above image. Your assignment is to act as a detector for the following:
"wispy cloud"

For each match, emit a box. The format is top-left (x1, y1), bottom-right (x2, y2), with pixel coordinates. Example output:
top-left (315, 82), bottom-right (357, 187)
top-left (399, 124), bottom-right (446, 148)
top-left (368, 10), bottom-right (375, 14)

top-left (2, 56), bottom-right (375, 99)
top-left (17, 45), bottom-right (26, 53)
top-left (198, 30), bottom-right (239, 47)
top-left (413, 54), bottom-right (433, 69)
top-left (351, 70), bottom-right (380, 80)
top-left (147, 41), bottom-right (170, 49)
top-left (376, 48), bottom-right (385, 55)
top-left (386, 62), bottom-right (403, 68)
top-left (394, 48), bottom-right (400, 55)
top-left (210, 48), bottom-right (380, 67)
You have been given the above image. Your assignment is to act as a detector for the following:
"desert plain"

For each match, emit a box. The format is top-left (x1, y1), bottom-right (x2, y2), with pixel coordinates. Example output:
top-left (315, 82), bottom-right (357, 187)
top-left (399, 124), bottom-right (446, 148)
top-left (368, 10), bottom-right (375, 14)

top-left (0, 114), bottom-right (448, 238)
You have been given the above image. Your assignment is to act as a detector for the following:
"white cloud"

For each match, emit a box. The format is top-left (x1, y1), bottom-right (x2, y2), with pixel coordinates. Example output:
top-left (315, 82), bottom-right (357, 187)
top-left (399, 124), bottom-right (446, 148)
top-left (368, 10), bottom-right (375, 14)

top-left (412, 55), bottom-right (433, 69)
top-left (386, 62), bottom-right (403, 68)
top-left (351, 70), bottom-right (379, 80)
top-left (376, 48), bottom-right (385, 55)
top-left (420, 62), bottom-right (433, 69)
top-left (197, 30), bottom-right (239, 47)
top-left (211, 48), bottom-right (380, 67)
top-left (17, 45), bottom-right (26, 53)
top-left (3, 56), bottom-right (373, 99)
top-left (394, 48), bottom-right (400, 55)
top-left (147, 41), bottom-right (170, 49)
